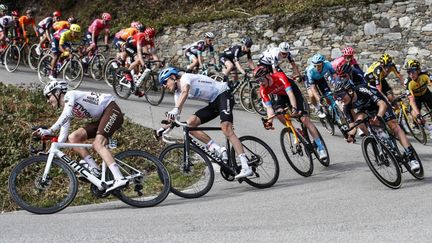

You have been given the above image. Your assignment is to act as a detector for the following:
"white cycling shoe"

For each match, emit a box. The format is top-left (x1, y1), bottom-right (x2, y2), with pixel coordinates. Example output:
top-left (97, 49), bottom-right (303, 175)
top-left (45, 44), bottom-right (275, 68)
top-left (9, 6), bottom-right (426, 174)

top-left (318, 149), bottom-right (328, 160)
top-left (235, 167), bottom-right (253, 179)
top-left (408, 160), bottom-right (420, 171)
top-left (106, 178), bottom-right (128, 193)
top-left (317, 109), bottom-right (326, 119)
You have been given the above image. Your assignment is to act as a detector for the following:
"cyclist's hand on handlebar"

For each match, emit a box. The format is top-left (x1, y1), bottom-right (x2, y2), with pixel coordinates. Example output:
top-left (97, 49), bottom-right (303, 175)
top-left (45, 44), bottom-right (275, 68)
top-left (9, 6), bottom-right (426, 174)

top-left (296, 75), bottom-right (304, 83)
top-left (33, 128), bottom-right (53, 137)
top-left (214, 64), bottom-right (222, 72)
top-left (346, 134), bottom-right (356, 143)
top-left (166, 107), bottom-right (180, 121)
top-left (261, 117), bottom-right (274, 130)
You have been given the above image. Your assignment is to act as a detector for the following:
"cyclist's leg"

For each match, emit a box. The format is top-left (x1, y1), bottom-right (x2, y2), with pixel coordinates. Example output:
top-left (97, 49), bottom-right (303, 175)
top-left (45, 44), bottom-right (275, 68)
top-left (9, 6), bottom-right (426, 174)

top-left (50, 38), bottom-right (60, 78)
top-left (186, 52), bottom-right (198, 72)
top-left (188, 101), bottom-right (219, 144)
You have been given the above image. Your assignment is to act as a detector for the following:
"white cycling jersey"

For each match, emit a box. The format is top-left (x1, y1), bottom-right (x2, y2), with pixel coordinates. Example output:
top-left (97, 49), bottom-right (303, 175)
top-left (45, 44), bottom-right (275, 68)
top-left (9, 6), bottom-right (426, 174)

top-left (49, 91), bottom-right (115, 142)
top-left (37, 17), bottom-right (54, 30)
top-left (0, 16), bottom-right (14, 29)
top-left (259, 47), bottom-right (294, 68)
top-left (174, 73), bottom-right (228, 103)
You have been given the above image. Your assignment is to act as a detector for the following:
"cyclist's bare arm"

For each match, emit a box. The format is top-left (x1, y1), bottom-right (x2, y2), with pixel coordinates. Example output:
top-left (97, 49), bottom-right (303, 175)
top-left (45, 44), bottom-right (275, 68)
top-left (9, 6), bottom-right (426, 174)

top-left (104, 28), bottom-right (109, 45)
top-left (175, 83), bottom-right (190, 113)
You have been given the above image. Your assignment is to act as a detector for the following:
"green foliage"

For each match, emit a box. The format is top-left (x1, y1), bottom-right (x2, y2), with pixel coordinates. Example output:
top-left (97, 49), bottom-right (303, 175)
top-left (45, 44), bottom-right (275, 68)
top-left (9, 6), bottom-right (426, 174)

top-left (0, 83), bottom-right (165, 212)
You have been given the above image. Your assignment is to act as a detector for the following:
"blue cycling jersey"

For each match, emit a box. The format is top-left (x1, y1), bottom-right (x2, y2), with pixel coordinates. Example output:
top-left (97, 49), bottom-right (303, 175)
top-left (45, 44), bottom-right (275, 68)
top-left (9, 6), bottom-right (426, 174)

top-left (305, 61), bottom-right (335, 84)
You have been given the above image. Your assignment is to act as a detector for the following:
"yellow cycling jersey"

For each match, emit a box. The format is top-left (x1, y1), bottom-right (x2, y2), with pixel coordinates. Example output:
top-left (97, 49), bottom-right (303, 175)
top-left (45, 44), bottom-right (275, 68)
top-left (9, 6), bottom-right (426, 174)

top-left (59, 29), bottom-right (80, 46)
top-left (365, 61), bottom-right (399, 85)
top-left (407, 72), bottom-right (431, 97)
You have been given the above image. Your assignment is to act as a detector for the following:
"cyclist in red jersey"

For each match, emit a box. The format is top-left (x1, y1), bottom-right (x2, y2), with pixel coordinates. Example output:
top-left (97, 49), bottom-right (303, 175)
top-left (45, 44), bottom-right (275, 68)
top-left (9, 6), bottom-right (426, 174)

top-left (84, 12), bottom-right (111, 61)
top-left (255, 66), bottom-right (328, 159)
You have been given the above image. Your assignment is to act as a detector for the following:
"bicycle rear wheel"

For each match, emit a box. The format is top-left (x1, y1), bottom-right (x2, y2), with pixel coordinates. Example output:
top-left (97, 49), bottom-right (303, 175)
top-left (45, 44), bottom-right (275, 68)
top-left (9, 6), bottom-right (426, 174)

top-left (63, 54), bottom-right (84, 89)
top-left (8, 155), bottom-right (78, 214)
top-left (280, 127), bottom-right (313, 177)
top-left (159, 143), bottom-right (214, 198)
top-left (361, 136), bottom-right (401, 189)
top-left (404, 112), bottom-right (427, 145)
top-left (37, 53), bottom-right (53, 84)
top-left (111, 150), bottom-right (171, 207)
top-left (250, 84), bottom-right (267, 116)
top-left (103, 58), bottom-right (120, 87)
top-left (143, 71), bottom-right (165, 106)
top-left (112, 67), bottom-right (132, 99)
top-left (4, 45), bottom-right (20, 72)
top-left (231, 136), bottom-right (279, 188)
top-left (239, 81), bottom-right (256, 113)
top-left (89, 53), bottom-right (106, 80)
top-left (28, 43), bottom-right (40, 70)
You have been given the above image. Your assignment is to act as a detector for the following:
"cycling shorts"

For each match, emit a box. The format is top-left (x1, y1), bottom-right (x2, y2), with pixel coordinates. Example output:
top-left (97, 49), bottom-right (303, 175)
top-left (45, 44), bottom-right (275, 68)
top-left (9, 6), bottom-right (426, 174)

top-left (349, 105), bottom-right (396, 123)
top-left (50, 38), bottom-right (71, 54)
top-left (273, 94), bottom-right (308, 115)
top-left (194, 91), bottom-right (234, 124)
top-left (124, 41), bottom-right (137, 58)
top-left (85, 31), bottom-right (99, 45)
top-left (185, 51), bottom-right (198, 62)
top-left (113, 37), bottom-right (125, 51)
top-left (306, 77), bottom-right (331, 95)
top-left (83, 101), bottom-right (124, 139)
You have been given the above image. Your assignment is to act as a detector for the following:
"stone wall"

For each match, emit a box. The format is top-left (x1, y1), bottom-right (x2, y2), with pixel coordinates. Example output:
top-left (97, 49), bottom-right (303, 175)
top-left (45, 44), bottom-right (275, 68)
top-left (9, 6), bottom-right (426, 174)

top-left (155, 0), bottom-right (432, 88)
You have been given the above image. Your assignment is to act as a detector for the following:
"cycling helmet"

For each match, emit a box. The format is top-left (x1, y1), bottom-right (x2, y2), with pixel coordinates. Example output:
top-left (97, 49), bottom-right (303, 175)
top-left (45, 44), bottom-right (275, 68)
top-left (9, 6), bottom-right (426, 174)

top-left (336, 61), bottom-right (353, 75)
top-left (342, 46), bottom-right (354, 56)
top-left (130, 21), bottom-right (140, 28)
top-left (279, 42), bottom-right (290, 53)
top-left (241, 37), bottom-right (253, 48)
top-left (43, 80), bottom-right (68, 97)
top-left (253, 66), bottom-right (270, 78)
top-left (67, 16), bottom-right (77, 24)
top-left (380, 53), bottom-right (393, 66)
top-left (11, 11), bottom-right (19, 17)
top-left (311, 54), bottom-right (325, 64)
top-left (158, 67), bottom-right (179, 85)
top-left (70, 24), bottom-right (81, 33)
top-left (204, 32), bottom-right (215, 39)
top-left (101, 12), bottom-right (112, 21)
top-left (53, 11), bottom-right (61, 17)
top-left (26, 9), bottom-right (33, 15)
top-left (144, 27), bottom-right (156, 38)
top-left (136, 24), bottom-right (145, 32)
top-left (406, 59), bottom-right (420, 70)
top-left (0, 4), bottom-right (8, 11)
top-left (334, 79), bottom-right (353, 93)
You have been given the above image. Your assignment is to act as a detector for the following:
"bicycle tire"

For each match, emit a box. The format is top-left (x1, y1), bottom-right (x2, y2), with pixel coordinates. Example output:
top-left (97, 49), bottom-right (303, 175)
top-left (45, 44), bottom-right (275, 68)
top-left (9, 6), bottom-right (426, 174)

top-left (250, 84), bottom-right (267, 116)
top-left (239, 81), bottom-right (256, 113)
top-left (112, 67), bottom-right (132, 99)
top-left (37, 53), bottom-right (53, 84)
top-left (210, 74), bottom-right (224, 82)
top-left (312, 128), bottom-right (330, 167)
top-left (89, 53), bottom-right (106, 80)
top-left (143, 71), bottom-right (165, 106)
top-left (403, 112), bottom-right (427, 145)
top-left (28, 43), bottom-right (40, 70)
top-left (361, 136), bottom-right (401, 189)
top-left (20, 44), bottom-right (30, 66)
top-left (280, 127), bottom-right (313, 177)
top-left (404, 149), bottom-right (424, 180)
top-left (4, 44), bottom-right (20, 72)
top-left (8, 155), bottom-right (78, 214)
top-left (103, 58), bottom-right (120, 87)
top-left (232, 136), bottom-right (280, 188)
top-left (159, 143), bottom-right (215, 198)
top-left (63, 54), bottom-right (84, 89)
top-left (320, 106), bottom-right (335, 135)
top-left (110, 150), bottom-right (171, 207)
top-left (333, 103), bottom-right (349, 134)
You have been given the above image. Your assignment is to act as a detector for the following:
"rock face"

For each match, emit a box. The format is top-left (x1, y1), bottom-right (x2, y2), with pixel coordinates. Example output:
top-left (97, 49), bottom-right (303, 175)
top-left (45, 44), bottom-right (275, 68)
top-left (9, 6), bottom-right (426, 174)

top-left (154, 0), bottom-right (432, 80)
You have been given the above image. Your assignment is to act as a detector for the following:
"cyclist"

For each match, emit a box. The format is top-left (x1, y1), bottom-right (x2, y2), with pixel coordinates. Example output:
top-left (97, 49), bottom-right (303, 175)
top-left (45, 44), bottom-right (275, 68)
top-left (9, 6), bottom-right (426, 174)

top-left (35, 11), bottom-right (61, 55)
top-left (364, 53), bottom-right (404, 102)
top-left (334, 79), bottom-right (420, 170)
top-left (48, 24), bottom-right (81, 81)
top-left (258, 42), bottom-right (301, 78)
top-left (18, 8), bottom-right (38, 43)
top-left (254, 66), bottom-right (328, 159)
top-left (219, 36), bottom-right (255, 83)
top-left (33, 80), bottom-right (127, 192)
top-left (331, 46), bottom-right (363, 75)
top-left (184, 32), bottom-right (216, 73)
top-left (335, 59), bottom-right (367, 87)
top-left (305, 53), bottom-right (337, 118)
top-left (0, 4), bottom-right (8, 17)
top-left (84, 12), bottom-right (111, 63)
top-left (158, 67), bottom-right (253, 179)
top-left (113, 22), bottom-right (144, 64)
top-left (404, 59), bottom-right (432, 137)
top-left (123, 27), bottom-right (159, 97)
top-left (0, 11), bottom-right (20, 54)
top-left (53, 16), bottom-right (75, 32)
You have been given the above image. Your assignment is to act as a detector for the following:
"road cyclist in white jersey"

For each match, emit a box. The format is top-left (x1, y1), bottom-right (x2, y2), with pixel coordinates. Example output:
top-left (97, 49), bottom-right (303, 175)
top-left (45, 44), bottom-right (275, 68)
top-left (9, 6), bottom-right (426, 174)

top-left (33, 80), bottom-right (128, 192)
top-left (156, 67), bottom-right (253, 179)
top-left (258, 41), bottom-right (302, 78)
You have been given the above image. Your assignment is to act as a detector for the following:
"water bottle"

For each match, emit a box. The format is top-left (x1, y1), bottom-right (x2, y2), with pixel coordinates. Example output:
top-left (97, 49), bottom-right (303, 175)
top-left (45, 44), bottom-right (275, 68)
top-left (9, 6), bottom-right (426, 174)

top-left (135, 68), bottom-right (151, 88)
top-left (220, 147), bottom-right (228, 162)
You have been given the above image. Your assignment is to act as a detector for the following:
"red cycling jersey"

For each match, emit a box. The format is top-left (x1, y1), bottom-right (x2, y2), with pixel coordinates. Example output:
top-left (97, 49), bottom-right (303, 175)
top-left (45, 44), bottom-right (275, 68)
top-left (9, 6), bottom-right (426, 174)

top-left (87, 19), bottom-right (108, 36)
top-left (259, 72), bottom-right (293, 104)
top-left (130, 32), bottom-right (154, 48)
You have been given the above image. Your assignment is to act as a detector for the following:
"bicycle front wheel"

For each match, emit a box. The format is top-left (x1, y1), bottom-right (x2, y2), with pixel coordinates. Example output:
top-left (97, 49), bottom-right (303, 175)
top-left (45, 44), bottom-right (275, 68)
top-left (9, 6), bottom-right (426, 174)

top-left (37, 53), bottom-right (53, 84)
top-left (159, 143), bottom-right (214, 198)
top-left (112, 67), bottom-right (132, 99)
top-left (232, 136), bottom-right (280, 188)
top-left (63, 54), bottom-right (84, 89)
top-left (404, 112), bottom-right (427, 145)
top-left (362, 136), bottom-right (401, 189)
top-left (103, 58), bottom-right (120, 87)
top-left (250, 84), bottom-right (267, 116)
top-left (89, 53), bottom-right (106, 80)
top-left (111, 150), bottom-right (171, 207)
top-left (8, 155), bottom-right (78, 214)
top-left (4, 45), bottom-right (20, 72)
top-left (280, 127), bottom-right (314, 177)
top-left (143, 71), bottom-right (165, 106)
top-left (28, 43), bottom-right (40, 70)
top-left (239, 81), bottom-right (256, 113)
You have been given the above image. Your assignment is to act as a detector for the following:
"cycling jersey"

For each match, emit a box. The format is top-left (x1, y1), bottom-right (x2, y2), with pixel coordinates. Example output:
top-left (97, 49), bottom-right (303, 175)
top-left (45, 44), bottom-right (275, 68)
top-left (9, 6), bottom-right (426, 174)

top-left (220, 45), bottom-right (251, 62)
top-left (87, 19), bottom-right (108, 36)
top-left (115, 27), bottom-right (137, 41)
top-left (174, 73), bottom-right (229, 103)
top-left (128, 32), bottom-right (154, 48)
top-left (305, 61), bottom-right (336, 85)
top-left (331, 56), bottom-right (363, 75)
top-left (37, 17), bottom-right (54, 30)
top-left (365, 61), bottom-right (399, 86)
top-left (53, 21), bottom-right (70, 31)
top-left (49, 91), bottom-right (115, 142)
top-left (0, 16), bottom-right (15, 29)
top-left (407, 72), bottom-right (431, 97)
top-left (53, 29), bottom-right (80, 45)
top-left (184, 40), bottom-right (214, 57)
top-left (258, 47), bottom-right (294, 69)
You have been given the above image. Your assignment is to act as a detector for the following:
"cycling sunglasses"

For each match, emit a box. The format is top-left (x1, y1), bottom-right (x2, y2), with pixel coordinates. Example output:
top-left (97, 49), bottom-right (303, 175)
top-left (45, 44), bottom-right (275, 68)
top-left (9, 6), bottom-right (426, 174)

top-left (256, 76), bottom-right (268, 84)
top-left (407, 68), bottom-right (419, 74)
top-left (335, 91), bottom-right (348, 101)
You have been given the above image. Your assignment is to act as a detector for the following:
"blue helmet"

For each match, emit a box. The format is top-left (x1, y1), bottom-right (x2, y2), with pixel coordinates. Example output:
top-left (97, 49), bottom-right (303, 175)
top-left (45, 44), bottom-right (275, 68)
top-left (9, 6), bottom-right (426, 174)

top-left (158, 67), bottom-right (179, 85)
top-left (311, 54), bottom-right (325, 64)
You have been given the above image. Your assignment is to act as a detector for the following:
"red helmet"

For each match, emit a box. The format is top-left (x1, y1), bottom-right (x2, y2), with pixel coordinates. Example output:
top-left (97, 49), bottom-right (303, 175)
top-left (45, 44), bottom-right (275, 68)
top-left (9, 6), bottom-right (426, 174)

top-left (342, 46), bottom-right (354, 56)
top-left (53, 11), bottom-right (61, 17)
top-left (101, 12), bottom-right (111, 21)
top-left (144, 27), bottom-right (156, 39)
top-left (11, 10), bottom-right (19, 17)
top-left (253, 66), bottom-right (270, 78)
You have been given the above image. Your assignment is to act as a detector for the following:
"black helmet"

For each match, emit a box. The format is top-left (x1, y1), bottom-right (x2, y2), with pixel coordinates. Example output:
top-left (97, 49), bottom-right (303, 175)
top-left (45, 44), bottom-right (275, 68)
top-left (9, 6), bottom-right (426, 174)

top-left (334, 79), bottom-right (353, 93)
top-left (241, 37), bottom-right (253, 48)
top-left (336, 62), bottom-right (352, 76)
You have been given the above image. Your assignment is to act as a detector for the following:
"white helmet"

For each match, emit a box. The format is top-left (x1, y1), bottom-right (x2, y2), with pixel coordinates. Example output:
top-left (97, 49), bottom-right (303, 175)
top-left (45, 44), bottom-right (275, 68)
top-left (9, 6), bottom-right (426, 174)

top-left (279, 42), bottom-right (290, 53)
top-left (43, 80), bottom-right (68, 97)
top-left (0, 4), bottom-right (7, 11)
top-left (204, 32), bottom-right (215, 39)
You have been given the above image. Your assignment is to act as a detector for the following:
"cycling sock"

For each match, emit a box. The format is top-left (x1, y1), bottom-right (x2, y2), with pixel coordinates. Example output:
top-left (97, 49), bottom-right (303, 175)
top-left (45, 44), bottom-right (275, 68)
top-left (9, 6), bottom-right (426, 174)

top-left (314, 104), bottom-right (320, 111)
top-left (239, 153), bottom-right (249, 168)
top-left (84, 155), bottom-right (99, 169)
top-left (109, 163), bottom-right (123, 180)
top-left (207, 140), bottom-right (221, 152)
top-left (314, 138), bottom-right (324, 151)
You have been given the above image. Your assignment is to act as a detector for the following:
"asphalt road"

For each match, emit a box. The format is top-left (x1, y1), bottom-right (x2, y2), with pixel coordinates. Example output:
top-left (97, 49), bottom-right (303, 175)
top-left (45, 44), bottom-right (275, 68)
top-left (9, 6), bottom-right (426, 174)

top-left (1, 65), bottom-right (432, 243)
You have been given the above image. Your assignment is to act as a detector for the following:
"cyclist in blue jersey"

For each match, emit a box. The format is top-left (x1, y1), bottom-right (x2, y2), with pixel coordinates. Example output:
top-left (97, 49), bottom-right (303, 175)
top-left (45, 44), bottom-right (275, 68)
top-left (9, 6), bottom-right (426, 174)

top-left (305, 53), bottom-right (336, 118)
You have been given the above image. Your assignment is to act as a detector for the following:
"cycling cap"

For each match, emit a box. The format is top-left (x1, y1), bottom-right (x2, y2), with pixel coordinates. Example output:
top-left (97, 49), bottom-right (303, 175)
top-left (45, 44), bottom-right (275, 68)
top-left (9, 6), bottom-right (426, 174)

top-left (380, 53), bottom-right (393, 66)
top-left (253, 66), bottom-right (270, 78)
top-left (279, 42), bottom-right (290, 53)
top-left (102, 12), bottom-right (111, 21)
top-left (342, 46), bottom-right (354, 56)
top-left (241, 37), bottom-right (253, 48)
top-left (158, 67), bottom-right (179, 85)
top-left (43, 80), bottom-right (68, 97)
top-left (204, 32), bottom-right (215, 39)
top-left (311, 54), bottom-right (325, 64)
top-left (53, 11), bottom-right (61, 17)
top-left (70, 24), bottom-right (81, 33)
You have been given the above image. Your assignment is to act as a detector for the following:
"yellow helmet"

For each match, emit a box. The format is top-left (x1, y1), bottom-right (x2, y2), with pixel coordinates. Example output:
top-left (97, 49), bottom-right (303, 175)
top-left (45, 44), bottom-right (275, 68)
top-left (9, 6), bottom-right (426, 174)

top-left (70, 24), bottom-right (81, 33)
top-left (379, 53), bottom-right (393, 66)
top-left (406, 59), bottom-right (420, 69)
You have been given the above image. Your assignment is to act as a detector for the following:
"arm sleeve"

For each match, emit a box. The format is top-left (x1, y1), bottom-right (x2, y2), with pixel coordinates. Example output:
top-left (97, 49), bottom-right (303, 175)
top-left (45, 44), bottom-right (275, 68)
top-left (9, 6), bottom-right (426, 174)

top-left (57, 120), bottom-right (71, 143)
top-left (49, 94), bottom-right (75, 131)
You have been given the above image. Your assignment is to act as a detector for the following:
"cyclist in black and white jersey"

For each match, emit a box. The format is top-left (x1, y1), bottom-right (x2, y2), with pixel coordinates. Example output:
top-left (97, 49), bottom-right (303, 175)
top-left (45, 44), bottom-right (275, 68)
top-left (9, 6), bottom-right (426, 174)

top-left (258, 42), bottom-right (301, 78)
top-left (156, 67), bottom-right (254, 179)
top-left (0, 11), bottom-right (19, 56)
top-left (35, 11), bottom-right (62, 55)
top-left (219, 36), bottom-right (255, 83)
top-left (33, 80), bottom-right (129, 192)
top-left (184, 32), bottom-right (217, 73)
